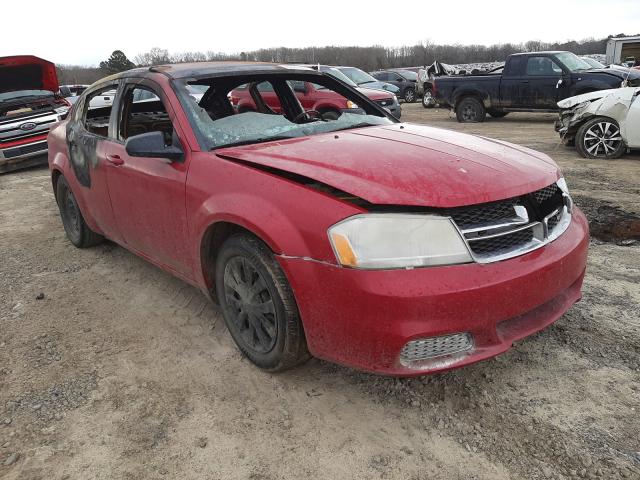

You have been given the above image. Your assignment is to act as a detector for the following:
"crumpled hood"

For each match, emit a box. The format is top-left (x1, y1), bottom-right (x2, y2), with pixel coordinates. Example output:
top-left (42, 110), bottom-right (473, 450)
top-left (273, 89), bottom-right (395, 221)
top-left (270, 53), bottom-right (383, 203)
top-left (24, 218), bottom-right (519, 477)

top-left (216, 123), bottom-right (560, 208)
top-left (558, 87), bottom-right (640, 109)
top-left (0, 55), bottom-right (59, 95)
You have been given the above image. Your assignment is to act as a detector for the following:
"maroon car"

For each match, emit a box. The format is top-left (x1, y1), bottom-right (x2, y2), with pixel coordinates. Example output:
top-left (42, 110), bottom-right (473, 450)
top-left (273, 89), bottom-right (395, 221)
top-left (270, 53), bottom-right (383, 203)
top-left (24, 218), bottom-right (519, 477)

top-left (47, 62), bottom-right (588, 376)
top-left (230, 65), bottom-right (400, 119)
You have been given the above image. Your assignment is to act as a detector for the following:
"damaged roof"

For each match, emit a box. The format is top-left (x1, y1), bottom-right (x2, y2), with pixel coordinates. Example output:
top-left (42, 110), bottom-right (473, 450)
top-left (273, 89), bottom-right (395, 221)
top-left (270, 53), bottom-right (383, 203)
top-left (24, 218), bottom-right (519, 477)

top-left (107, 62), bottom-right (318, 81)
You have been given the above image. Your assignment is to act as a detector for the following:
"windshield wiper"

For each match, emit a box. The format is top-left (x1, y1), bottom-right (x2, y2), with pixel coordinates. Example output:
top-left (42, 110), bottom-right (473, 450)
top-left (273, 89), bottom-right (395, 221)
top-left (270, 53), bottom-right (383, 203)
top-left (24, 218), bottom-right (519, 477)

top-left (330, 122), bottom-right (379, 133)
top-left (358, 80), bottom-right (375, 85)
top-left (212, 135), bottom-right (296, 150)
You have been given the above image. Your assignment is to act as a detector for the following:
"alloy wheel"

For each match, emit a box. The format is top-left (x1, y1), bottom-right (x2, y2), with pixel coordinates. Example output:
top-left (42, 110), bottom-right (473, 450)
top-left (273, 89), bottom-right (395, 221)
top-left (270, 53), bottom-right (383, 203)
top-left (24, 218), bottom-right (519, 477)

top-left (583, 121), bottom-right (623, 158)
top-left (405, 89), bottom-right (415, 102)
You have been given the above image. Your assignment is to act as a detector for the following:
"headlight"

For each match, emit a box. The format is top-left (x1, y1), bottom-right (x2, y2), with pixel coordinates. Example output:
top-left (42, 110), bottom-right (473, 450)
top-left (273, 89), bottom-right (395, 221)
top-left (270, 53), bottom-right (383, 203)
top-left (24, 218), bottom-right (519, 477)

top-left (54, 106), bottom-right (70, 115)
top-left (328, 214), bottom-right (473, 269)
top-left (346, 100), bottom-right (359, 109)
top-left (557, 177), bottom-right (569, 194)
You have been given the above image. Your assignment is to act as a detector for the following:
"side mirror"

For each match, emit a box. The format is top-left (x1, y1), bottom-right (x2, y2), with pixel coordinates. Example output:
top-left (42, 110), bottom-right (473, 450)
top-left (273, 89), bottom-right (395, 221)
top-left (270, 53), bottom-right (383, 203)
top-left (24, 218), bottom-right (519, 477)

top-left (125, 131), bottom-right (184, 162)
top-left (59, 86), bottom-right (71, 97)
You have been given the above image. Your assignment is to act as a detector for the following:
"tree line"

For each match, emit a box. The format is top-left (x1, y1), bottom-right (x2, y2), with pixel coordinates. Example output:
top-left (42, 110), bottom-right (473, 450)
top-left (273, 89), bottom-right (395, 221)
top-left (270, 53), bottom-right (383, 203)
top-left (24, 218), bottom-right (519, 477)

top-left (56, 34), bottom-right (636, 85)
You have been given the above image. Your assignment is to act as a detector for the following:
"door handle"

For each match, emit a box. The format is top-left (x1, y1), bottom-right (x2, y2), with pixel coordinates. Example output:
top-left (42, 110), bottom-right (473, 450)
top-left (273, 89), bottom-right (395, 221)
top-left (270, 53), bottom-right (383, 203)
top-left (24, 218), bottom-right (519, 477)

top-left (521, 80), bottom-right (530, 84)
top-left (106, 154), bottom-right (124, 166)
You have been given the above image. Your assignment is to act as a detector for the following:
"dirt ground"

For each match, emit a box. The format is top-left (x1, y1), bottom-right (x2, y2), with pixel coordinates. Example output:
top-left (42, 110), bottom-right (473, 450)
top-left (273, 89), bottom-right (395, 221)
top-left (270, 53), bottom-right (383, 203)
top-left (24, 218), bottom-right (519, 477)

top-left (1, 104), bottom-right (639, 480)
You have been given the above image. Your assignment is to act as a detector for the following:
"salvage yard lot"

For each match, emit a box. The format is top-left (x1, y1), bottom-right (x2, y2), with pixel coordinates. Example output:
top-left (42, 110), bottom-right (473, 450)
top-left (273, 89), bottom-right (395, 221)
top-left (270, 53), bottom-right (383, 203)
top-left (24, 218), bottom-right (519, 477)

top-left (1, 105), bottom-right (639, 479)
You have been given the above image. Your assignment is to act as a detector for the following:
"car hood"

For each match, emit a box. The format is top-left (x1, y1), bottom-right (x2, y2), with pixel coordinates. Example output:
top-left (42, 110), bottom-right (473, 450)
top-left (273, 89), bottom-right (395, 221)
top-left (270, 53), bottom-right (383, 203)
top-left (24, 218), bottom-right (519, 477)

top-left (0, 55), bottom-right (59, 95)
top-left (359, 81), bottom-right (400, 94)
top-left (215, 123), bottom-right (560, 208)
top-left (585, 67), bottom-right (640, 81)
top-left (557, 86), bottom-right (640, 109)
top-left (356, 87), bottom-right (394, 100)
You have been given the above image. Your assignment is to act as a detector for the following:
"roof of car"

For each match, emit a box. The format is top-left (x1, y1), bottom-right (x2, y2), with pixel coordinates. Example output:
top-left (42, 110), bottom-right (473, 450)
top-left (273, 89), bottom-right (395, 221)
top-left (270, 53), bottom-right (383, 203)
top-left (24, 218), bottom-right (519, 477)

top-left (115, 62), bottom-right (319, 80)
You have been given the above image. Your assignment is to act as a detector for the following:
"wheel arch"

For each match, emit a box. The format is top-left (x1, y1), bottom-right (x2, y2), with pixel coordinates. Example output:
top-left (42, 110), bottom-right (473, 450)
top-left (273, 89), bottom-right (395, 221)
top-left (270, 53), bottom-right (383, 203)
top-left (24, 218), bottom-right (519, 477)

top-left (199, 218), bottom-right (282, 303)
top-left (452, 90), bottom-right (489, 110)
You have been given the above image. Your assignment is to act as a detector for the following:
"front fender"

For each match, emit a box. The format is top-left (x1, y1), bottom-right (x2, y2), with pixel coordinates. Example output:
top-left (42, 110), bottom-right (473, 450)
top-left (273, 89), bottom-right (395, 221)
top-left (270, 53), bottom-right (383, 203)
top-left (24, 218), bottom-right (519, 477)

top-left (187, 154), bottom-right (363, 288)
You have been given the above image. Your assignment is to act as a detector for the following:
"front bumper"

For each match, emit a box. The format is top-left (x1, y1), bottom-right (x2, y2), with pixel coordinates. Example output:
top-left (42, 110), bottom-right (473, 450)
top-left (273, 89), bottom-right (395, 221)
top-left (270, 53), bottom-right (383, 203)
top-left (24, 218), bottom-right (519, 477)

top-left (0, 137), bottom-right (49, 173)
top-left (278, 208), bottom-right (589, 376)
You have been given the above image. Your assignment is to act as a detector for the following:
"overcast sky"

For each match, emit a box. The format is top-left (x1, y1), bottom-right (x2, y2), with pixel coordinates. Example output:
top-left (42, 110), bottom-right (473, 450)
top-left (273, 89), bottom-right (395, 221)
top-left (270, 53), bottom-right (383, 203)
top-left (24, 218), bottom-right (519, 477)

top-left (2, 0), bottom-right (638, 65)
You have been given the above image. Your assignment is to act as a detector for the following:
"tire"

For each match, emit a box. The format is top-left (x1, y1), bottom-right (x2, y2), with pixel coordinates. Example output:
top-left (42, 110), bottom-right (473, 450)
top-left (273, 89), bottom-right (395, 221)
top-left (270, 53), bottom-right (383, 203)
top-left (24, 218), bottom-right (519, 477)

top-left (455, 97), bottom-right (486, 123)
top-left (215, 234), bottom-right (310, 371)
top-left (403, 87), bottom-right (416, 103)
top-left (575, 117), bottom-right (625, 159)
top-left (488, 110), bottom-right (508, 118)
top-left (421, 87), bottom-right (435, 108)
top-left (55, 175), bottom-right (103, 248)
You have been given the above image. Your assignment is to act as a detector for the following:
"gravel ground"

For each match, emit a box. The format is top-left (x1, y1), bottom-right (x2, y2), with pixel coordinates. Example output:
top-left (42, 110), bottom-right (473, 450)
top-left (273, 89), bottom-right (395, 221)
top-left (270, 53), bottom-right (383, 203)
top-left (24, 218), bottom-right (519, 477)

top-left (1, 104), bottom-right (639, 480)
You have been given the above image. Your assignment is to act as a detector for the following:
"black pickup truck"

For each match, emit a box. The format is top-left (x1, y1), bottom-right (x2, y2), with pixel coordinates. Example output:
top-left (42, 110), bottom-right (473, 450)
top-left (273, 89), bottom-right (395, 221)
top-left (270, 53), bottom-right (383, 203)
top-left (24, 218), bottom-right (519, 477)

top-left (433, 51), bottom-right (640, 122)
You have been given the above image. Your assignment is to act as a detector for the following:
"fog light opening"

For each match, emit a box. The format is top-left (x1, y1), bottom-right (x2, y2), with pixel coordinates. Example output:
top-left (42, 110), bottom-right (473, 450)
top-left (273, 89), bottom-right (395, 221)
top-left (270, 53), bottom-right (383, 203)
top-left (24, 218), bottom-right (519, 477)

top-left (400, 333), bottom-right (474, 370)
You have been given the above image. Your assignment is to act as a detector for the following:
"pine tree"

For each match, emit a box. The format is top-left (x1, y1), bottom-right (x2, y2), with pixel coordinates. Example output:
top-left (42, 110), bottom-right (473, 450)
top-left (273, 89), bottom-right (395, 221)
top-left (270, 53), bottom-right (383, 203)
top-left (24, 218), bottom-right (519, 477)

top-left (99, 50), bottom-right (136, 73)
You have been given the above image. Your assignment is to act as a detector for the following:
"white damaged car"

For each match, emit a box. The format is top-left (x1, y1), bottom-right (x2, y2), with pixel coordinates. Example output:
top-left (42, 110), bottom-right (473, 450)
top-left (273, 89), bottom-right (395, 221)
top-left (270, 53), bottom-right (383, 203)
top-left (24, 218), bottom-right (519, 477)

top-left (556, 87), bottom-right (640, 159)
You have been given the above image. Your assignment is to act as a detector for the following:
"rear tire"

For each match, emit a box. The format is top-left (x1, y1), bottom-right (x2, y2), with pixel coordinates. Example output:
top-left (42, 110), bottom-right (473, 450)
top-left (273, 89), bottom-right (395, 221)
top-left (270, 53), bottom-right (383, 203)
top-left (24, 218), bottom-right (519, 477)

top-left (455, 97), bottom-right (486, 123)
top-left (55, 175), bottom-right (103, 248)
top-left (575, 117), bottom-right (625, 159)
top-left (215, 234), bottom-right (310, 371)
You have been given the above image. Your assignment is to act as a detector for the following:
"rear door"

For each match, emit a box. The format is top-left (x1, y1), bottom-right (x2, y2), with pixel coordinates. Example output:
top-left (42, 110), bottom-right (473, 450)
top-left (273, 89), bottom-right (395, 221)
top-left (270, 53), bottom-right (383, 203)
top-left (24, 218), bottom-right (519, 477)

top-left (66, 82), bottom-right (123, 242)
top-left (103, 78), bottom-right (192, 277)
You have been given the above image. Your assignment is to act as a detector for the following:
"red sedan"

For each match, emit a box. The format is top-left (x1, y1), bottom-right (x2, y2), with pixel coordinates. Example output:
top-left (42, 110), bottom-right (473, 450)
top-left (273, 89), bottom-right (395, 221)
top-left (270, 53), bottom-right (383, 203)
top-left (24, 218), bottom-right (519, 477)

top-left (47, 63), bottom-right (588, 376)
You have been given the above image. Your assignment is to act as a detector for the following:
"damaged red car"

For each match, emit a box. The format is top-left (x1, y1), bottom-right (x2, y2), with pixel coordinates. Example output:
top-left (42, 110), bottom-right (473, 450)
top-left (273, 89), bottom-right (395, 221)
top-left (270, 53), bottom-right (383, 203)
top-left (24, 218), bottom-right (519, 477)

top-left (47, 63), bottom-right (589, 375)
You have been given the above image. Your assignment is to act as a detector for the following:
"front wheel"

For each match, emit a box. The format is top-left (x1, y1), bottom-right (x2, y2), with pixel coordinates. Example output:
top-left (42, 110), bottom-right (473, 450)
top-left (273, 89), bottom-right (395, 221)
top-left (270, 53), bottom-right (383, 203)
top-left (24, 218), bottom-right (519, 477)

top-left (215, 234), bottom-right (310, 371)
top-left (455, 97), bottom-right (486, 123)
top-left (422, 88), bottom-right (435, 108)
top-left (403, 88), bottom-right (416, 103)
top-left (575, 117), bottom-right (625, 159)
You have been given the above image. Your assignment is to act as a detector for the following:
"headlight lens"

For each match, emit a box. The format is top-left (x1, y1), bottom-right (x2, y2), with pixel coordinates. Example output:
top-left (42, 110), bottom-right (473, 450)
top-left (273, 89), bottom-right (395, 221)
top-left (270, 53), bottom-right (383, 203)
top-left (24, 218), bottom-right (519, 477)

top-left (346, 100), bottom-right (359, 109)
top-left (328, 214), bottom-right (473, 269)
top-left (557, 177), bottom-right (569, 194)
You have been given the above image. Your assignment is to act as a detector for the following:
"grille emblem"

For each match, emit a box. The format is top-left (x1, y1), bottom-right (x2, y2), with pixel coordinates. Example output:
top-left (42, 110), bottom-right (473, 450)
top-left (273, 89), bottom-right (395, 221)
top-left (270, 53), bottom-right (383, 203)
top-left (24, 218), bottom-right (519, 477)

top-left (19, 122), bottom-right (37, 131)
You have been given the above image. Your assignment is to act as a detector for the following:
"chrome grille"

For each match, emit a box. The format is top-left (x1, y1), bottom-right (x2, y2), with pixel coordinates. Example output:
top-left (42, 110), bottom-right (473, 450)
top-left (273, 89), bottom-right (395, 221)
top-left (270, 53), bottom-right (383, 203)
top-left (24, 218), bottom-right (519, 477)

top-left (400, 333), bottom-right (473, 363)
top-left (468, 227), bottom-right (534, 256)
top-left (0, 111), bottom-right (59, 146)
top-left (447, 182), bottom-right (571, 263)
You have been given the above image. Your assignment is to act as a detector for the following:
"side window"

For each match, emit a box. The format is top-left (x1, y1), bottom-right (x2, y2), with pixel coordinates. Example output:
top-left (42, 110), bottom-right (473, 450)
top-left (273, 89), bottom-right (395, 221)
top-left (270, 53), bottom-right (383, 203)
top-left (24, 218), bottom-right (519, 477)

top-left (389, 73), bottom-right (402, 81)
top-left (119, 86), bottom-right (176, 146)
top-left (526, 57), bottom-right (562, 76)
top-left (83, 86), bottom-right (117, 137)
top-left (375, 72), bottom-right (389, 81)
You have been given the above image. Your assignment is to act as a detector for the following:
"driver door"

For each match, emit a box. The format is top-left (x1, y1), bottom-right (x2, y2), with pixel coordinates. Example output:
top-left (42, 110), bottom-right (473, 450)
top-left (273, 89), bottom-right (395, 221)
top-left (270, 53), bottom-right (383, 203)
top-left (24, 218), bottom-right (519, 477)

top-left (103, 79), bottom-right (193, 277)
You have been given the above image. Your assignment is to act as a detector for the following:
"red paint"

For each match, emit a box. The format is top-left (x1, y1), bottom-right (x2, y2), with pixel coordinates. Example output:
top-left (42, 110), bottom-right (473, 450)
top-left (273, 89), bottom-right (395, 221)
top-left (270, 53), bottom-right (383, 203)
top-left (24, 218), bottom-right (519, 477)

top-left (48, 67), bottom-right (589, 375)
top-left (0, 55), bottom-right (59, 93)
